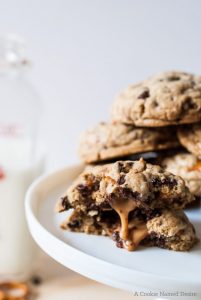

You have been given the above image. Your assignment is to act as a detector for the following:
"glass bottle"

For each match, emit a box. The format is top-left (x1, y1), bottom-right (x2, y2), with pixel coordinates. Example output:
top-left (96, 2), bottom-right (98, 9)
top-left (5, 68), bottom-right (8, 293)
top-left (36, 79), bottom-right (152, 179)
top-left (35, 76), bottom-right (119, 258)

top-left (0, 34), bottom-right (44, 280)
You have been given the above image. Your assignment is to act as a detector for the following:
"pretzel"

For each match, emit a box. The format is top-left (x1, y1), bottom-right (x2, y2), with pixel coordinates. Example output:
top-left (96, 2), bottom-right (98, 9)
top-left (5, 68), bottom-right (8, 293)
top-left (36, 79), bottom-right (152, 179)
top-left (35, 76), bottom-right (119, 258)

top-left (0, 282), bottom-right (30, 300)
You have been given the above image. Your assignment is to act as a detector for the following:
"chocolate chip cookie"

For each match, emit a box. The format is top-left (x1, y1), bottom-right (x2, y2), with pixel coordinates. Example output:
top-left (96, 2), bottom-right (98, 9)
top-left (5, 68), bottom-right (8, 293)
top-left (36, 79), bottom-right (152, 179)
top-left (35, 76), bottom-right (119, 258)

top-left (78, 122), bottom-right (179, 163)
top-left (144, 208), bottom-right (198, 251)
top-left (56, 159), bottom-right (194, 213)
top-left (111, 71), bottom-right (201, 127)
top-left (161, 153), bottom-right (201, 197)
top-left (56, 159), bottom-right (196, 251)
top-left (61, 207), bottom-right (197, 252)
top-left (178, 123), bottom-right (201, 157)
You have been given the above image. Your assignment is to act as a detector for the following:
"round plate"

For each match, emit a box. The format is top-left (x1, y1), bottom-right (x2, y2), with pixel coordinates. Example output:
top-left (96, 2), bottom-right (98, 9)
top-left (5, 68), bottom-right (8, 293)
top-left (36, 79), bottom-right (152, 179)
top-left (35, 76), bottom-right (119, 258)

top-left (25, 165), bottom-right (201, 298)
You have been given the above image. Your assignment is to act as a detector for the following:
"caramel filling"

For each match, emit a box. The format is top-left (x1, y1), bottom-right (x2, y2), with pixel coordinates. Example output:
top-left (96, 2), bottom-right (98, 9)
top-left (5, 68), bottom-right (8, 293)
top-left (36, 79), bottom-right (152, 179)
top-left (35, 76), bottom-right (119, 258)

top-left (188, 160), bottom-right (201, 171)
top-left (109, 198), bottom-right (137, 240)
top-left (123, 222), bottom-right (148, 251)
top-left (109, 197), bottom-right (148, 250)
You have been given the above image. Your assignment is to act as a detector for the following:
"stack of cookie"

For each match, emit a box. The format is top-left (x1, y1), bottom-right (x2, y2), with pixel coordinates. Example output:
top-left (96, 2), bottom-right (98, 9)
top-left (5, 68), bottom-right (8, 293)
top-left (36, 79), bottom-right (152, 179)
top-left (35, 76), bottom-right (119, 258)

top-left (79, 71), bottom-right (201, 199)
top-left (56, 71), bottom-right (200, 252)
top-left (162, 124), bottom-right (201, 198)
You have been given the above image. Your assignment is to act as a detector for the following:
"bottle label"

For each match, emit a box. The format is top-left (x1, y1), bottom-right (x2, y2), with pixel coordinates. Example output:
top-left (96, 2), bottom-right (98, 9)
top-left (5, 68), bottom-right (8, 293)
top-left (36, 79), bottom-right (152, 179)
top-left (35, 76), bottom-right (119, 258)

top-left (0, 124), bottom-right (24, 138)
top-left (0, 166), bottom-right (5, 180)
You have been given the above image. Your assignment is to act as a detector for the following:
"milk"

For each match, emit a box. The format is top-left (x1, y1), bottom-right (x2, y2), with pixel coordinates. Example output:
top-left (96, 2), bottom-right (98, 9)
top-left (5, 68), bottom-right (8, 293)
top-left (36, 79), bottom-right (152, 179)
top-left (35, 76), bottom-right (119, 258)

top-left (0, 137), bottom-right (44, 279)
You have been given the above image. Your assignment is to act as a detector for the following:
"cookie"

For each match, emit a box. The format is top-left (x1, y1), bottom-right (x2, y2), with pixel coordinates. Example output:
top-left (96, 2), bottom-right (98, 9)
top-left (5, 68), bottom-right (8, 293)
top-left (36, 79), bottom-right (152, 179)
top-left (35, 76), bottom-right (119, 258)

top-left (61, 208), bottom-right (198, 251)
top-left (111, 71), bottom-right (201, 127)
top-left (56, 159), bottom-right (195, 250)
top-left (78, 122), bottom-right (179, 163)
top-left (56, 158), bottom-right (194, 214)
top-left (61, 209), bottom-right (119, 236)
top-left (161, 153), bottom-right (201, 197)
top-left (144, 208), bottom-right (198, 251)
top-left (178, 123), bottom-right (201, 157)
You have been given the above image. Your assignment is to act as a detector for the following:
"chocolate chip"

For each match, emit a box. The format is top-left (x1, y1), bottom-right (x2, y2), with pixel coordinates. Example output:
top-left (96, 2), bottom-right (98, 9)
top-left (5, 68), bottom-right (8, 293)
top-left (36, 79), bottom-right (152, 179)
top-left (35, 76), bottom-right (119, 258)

top-left (121, 188), bottom-right (131, 198)
top-left (107, 192), bottom-right (116, 203)
top-left (167, 76), bottom-right (180, 81)
top-left (99, 210), bottom-right (119, 224)
top-left (145, 232), bottom-right (166, 248)
top-left (68, 220), bottom-right (81, 229)
top-left (127, 162), bottom-right (134, 167)
top-left (152, 100), bottom-right (159, 107)
top-left (112, 231), bottom-right (123, 248)
top-left (112, 231), bottom-right (119, 241)
top-left (116, 240), bottom-right (123, 248)
top-left (76, 184), bottom-right (91, 197)
top-left (182, 97), bottom-right (197, 111)
top-left (77, 177), bottom-right (100, 197)
top-left (31, 275), bottom-right (42, 285)
top-left (99, 202), bottom-right (111, 210)
top-left (162, 177), bottom-right (177, 188)
top-left (61, 196), bottom-right (71, 210)
top-left (117, 161), bottom-right (133, 173)
top-left (117, 175), bottom-right (125, 185)
top-left (93, 180), bottom-right (100, 191)
top-left (119, 187), bottom-right (140, 199)
top-left (151, 177), bottom-right (162, 187)
top-left (145, 209), bottom-right (161, 220)
top-left (138, 89), bottom-right (150, 99)
top-left (117, 162), bottom-right (124, 172)
top-left (129, 208), bottom-right (146, 221)
top-left (154, 236), bottom-right (166, 248)
top-left (151, 177), bottom-right (177, 188)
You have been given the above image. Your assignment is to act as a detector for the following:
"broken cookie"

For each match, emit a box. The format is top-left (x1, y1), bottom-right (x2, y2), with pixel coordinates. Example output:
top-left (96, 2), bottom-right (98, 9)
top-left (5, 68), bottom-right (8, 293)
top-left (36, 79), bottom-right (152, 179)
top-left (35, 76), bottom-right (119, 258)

top-left (56, 159), bottom-right (197, 251)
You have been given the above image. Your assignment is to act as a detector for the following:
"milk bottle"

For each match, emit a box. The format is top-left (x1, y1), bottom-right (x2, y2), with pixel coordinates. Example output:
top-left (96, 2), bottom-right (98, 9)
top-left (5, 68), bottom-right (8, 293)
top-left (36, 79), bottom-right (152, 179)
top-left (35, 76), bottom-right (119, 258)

top-left (0, 35), bottom-right (44, 280)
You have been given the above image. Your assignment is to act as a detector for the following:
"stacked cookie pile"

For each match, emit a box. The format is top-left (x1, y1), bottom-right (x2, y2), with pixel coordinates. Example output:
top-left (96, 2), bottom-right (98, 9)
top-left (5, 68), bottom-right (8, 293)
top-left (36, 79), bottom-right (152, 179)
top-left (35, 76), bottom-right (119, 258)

top-left (56, 71), bottom-right (200, 252)
top-left (163, 124), bottom-right (201, 198)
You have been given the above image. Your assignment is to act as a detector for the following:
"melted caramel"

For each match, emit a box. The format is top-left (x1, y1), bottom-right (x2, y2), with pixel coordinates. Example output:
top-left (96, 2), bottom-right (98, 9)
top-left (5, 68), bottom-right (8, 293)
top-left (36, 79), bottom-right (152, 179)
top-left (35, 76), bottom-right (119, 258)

top-left (188, 160), bottom-right (201, 171)
top-left (109, 196), bottom-right (148, 250)
top-left (123, 223), bottom-right (148, 251)
top-left (109, 198), bottom-right (137, 240)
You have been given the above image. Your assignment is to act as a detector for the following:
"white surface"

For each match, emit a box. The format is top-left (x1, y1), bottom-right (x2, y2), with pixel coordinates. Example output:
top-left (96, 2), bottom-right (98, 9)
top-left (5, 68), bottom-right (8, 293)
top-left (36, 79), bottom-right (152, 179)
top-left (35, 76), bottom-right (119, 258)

top-left (37, 255), bottom-right (143, 300)
top-left (37, 277), bottom-right (139, 300)
top-left (0, 1), bottom-right (201, 169)
top-left (25, 165), bottom-right (201, 299)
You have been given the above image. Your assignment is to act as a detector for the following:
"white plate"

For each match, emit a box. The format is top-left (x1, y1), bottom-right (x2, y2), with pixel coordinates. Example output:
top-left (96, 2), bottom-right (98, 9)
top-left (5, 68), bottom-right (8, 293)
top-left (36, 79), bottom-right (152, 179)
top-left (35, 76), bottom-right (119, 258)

top-left (25, 165), bottom-right (201, 298)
